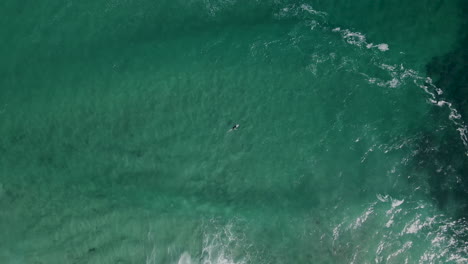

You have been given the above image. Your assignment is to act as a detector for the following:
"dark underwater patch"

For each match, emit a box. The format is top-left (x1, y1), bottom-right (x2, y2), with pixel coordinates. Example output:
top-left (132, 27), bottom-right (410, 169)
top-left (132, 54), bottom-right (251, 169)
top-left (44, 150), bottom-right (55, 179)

top-left (423, 0), bottom-right (468, 218)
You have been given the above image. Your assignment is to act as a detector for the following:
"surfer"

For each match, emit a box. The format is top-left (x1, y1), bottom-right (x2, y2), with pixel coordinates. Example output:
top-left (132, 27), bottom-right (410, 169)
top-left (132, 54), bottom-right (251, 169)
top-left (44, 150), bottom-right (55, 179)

top-left (228, 124), bottom-right (239, 132)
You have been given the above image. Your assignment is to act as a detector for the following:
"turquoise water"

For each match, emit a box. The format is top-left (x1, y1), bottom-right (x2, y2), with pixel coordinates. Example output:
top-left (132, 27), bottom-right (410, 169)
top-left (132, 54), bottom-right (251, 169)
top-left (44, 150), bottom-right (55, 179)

top-left (1, 0), bottom-right (468, 263)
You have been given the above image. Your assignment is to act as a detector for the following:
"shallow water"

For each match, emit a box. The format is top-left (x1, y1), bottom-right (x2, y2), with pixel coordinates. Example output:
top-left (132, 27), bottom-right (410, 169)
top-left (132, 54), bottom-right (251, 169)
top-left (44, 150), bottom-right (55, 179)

top-left (1, 1), bottom-right (467, 263)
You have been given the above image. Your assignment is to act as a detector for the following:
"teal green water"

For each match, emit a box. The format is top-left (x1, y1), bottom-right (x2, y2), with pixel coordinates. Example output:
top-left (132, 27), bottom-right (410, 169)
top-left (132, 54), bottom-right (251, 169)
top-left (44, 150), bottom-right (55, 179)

top-left (1, 1), bottom-right (468, 263)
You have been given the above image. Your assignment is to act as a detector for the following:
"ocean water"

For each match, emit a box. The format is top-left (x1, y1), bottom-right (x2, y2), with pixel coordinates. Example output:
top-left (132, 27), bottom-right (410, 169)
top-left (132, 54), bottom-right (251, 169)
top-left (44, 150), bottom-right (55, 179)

top-left (1, 0), bottom-right (468, 263)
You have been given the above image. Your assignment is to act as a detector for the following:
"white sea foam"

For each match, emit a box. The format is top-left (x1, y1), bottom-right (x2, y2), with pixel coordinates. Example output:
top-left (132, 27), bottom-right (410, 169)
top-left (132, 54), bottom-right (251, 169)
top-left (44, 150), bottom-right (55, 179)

top-left (337, 195), bottom-right (468, 263)
top-left (178, 252), bottom-right (193, 264)
top-left (402, 215), bottom-right (437, 235)
top-left (307, 53), bottom-right (333, 75)
top-left (200, 221), bottom-right (248, 264)
top-left (367, 43), bottom-right (389, 51)
top-left (300, 4), bottom-right (327, 18)
top-left (377, 43), bottom-right (389, 51)
top-left (375, 195), bottom-right (404, 228)
top-left (391, 198), bottom-right (404, 208)
top-left (376, 194), bottom-right (389, 202)
top-left (367, 61), bottom-right (468, 150)
top-left (328, 17), bottom-right (468, 152)
top-left (405, 218), bottom-right (423, 234)
top-left (204, 0), bottom-right (236, 17)
top-left (276, 1), bottom-right (468, 153)
top-left (351, 202), bottom-right (376, 229)
top-left (171, 220), bottom-right (249, 264)
top-left (343, 30), bottom-right (366, 46)
top-left (386, 241), bottom-right (413, 262)
top-left (332, 28), bottom-right (389, 52)
top-left (332, 224), bottom-right (341, 242)
top-left (275, 3), bottom-right (327, 21)
top-left (378, 199), bottom-right (467, 263)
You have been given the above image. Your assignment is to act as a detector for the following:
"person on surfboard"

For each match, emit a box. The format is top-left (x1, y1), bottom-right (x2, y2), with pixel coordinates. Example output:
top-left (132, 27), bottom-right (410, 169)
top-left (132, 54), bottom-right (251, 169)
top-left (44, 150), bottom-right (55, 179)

top-left (228, 124), bottom-right (239, 132)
